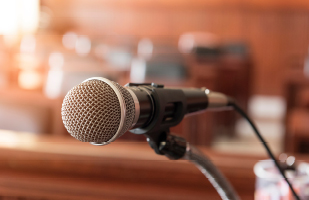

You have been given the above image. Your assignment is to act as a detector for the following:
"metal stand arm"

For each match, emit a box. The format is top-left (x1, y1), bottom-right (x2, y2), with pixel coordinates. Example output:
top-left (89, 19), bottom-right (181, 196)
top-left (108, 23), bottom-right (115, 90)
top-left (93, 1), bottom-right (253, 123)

top-left (157, 134), bottom-right (240, 200)
top-left (183, 143), bottom-right (240, 200)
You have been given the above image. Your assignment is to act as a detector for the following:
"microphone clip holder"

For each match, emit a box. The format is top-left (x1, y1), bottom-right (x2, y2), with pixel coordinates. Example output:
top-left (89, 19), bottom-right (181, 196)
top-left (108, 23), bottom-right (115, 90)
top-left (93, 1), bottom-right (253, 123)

top-left (128, 83), bottom-right (239, 199)
top-left (145, 129), bottom-right (240, 200)
top-left (130, 83), bottom-right (188, 155)
top-left (144, 129), bottom-right (240, 200)
top-left (145, 129), bottom-right (187, 159)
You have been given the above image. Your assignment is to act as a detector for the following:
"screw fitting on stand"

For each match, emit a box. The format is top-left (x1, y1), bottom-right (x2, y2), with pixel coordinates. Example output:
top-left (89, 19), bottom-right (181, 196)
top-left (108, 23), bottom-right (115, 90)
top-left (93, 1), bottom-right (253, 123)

top-left (159, 135), bottom-right (187, 160)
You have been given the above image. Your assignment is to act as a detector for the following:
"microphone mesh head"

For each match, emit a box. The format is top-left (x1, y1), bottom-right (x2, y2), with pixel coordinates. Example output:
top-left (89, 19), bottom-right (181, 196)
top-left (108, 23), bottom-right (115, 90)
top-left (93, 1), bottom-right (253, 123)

top-left (61, 79), bottom-right (135, 143)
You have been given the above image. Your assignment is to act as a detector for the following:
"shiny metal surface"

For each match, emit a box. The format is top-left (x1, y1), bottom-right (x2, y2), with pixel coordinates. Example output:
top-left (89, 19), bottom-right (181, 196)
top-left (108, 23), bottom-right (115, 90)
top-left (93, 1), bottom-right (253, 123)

top-left (62, 77), bottom-right (135, 145)
top-left (85, 77), bottom-right (126, 144)
top-left (126, 88), bottom-right (140, 127)
top-left (206, 91), bottom-right (229, 109)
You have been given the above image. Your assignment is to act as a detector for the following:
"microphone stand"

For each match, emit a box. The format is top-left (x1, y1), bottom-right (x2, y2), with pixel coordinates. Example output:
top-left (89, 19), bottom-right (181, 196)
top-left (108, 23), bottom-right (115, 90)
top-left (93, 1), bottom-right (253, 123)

top-left (128, 83), bottom-right (240, 199)
top-left (183, 143), bottom-right (240, 200)
top-left (148, 133), bottom-right (240, 200)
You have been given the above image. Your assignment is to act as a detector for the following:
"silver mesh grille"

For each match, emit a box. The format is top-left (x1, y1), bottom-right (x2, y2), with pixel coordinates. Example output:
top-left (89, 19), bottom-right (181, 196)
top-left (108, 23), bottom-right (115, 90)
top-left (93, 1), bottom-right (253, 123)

top-left (61, 79), bottom-right (135, 143)
top-left (110, 82), bottom-right (135, 138)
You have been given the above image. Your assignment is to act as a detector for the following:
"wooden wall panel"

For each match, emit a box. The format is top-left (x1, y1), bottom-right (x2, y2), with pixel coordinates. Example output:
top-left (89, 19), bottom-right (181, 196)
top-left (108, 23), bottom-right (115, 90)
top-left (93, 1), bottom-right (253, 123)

top-left (43, 0), bottom-right (309, 96)
top-left (284, 13), bottom-right (309, 69)
top-left (244, 12), bottom-right (284, 95)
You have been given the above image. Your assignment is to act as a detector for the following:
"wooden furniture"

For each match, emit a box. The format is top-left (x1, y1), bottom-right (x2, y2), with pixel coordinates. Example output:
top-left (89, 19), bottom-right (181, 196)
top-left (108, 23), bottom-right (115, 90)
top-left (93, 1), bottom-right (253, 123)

top-left (42, 0), bottom-right (309, 96)
top-left (284, 69), bottom-right (309, 153)
top-left (0, 88), bottom-right (64, 135)
top-left (0, 130), bottom-right (265, 200)
top-left (180, 45), bottom-right (252, 143)
top-left (287, 109), bottom-right (309, 152)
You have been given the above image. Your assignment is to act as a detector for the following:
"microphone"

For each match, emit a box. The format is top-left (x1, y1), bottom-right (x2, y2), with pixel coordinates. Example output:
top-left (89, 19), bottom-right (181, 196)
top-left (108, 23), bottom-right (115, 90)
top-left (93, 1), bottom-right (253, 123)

top-left (61, 77), bottom-right (301, 200)
top-left (61, 77), bottom-right (232, 145)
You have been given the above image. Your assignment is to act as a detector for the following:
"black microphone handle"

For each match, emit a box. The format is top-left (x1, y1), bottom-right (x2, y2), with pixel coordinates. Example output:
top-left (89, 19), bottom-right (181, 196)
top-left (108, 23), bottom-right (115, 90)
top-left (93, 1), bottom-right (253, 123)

top-left (127, 85), bottom-right (229, 130)
top-left (181, 88), bottom-right (208, 113)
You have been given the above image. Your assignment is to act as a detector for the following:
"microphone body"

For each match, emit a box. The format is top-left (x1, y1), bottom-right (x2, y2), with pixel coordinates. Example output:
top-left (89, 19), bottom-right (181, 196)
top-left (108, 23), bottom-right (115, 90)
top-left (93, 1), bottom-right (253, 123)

top-left (127, 84), bottom-right (230, 129)
top-left (126, 85), bottom-right (207, 128)
top-left (61, 77), bottom-right (230, 145)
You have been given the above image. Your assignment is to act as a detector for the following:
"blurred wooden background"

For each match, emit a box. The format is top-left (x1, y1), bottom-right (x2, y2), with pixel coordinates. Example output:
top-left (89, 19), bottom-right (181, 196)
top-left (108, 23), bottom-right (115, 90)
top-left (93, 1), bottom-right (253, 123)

top-left (44, 0), bottom-right (309, 96)
top-left (0, 131), bottom-right (262, 200)
top-left (1, 0), bottom-right (309, 199)
top-left (1, 0), bottom-right (309, 149)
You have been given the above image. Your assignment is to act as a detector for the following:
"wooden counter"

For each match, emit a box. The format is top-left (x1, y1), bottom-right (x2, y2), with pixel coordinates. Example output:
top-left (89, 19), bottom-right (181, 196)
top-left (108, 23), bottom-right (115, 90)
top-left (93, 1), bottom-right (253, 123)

top-left (0, 130), bottom-right (270, 200)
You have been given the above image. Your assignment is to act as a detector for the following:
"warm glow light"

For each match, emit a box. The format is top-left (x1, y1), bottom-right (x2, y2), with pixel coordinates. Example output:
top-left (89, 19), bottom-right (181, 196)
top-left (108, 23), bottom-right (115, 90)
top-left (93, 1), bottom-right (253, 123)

top-left (48, 52), bottom-right (64, 69)
top-left (0, 1), bottom-right (18, 35)
top-left (178, 32), bottom-right (219, 53)
top-left (17, 35), bottom-right (39, 70)
top-left (17, 54), bottom-right (40, 70)
top-left (0, 130), bottom-right (20, 148)
top-left (0, 130), bottom-right (36, 148)
top-left (20, 0), bottom-right (40, 34)
top-left (18, 70), bottom-right (42, 90)
top-left (44, 70), bottom-right (64, 99)
top-left (62, 32), bottom-right (78, 50)
top-left (0, 0), bottom-right (39, 44)
top-left (20, 35), bottom-right (36, 53)
top-left (44, 52), bottom-right (64, 99)
top-left (138, 38), bottom-right (153, 59)
top-left (75, 36), bottom-right (91, 55)
top-left (130, 58), bottom-right (146, 82)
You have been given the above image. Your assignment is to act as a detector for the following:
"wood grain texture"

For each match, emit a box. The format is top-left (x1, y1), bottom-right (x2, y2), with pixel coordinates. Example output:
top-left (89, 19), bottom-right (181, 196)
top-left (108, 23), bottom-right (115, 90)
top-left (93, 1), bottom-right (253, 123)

top-left (0, 130), bottom-right (264, 199)
top-left (42, 0), bottom-right (309, 96)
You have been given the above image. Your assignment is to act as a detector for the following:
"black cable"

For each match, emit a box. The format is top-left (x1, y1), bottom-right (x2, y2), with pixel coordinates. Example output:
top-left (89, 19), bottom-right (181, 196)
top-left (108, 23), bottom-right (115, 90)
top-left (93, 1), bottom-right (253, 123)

top-left (230, 101), bottom-right (300, 200)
